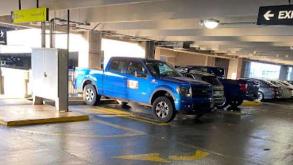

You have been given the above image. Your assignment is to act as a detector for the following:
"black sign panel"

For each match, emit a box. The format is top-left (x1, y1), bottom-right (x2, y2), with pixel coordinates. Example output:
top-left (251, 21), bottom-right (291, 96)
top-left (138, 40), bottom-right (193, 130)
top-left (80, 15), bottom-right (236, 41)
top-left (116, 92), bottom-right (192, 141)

top-left (257, 5), bottom-right (293, 25)
top-left (0, 28), bottom-right (7, 45)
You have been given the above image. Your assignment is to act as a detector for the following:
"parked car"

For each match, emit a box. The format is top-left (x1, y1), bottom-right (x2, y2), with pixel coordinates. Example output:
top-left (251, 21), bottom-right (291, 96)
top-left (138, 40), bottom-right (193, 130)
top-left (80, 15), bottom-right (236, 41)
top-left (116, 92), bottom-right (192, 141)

top-left (243, 78), bottom-right (279, 101)
top-left (277, 80), bottom-right (293, 97)
top-left (178, 70), bottom-right (225, 108)
top-left (268, 80), bottom-right (292, 99)
top-left (74, 57), bottom-right (214, 122)
top-left (241, 78), bottom-right (259, 101)
top-left (183, 66), bottom-right (259, 101)
top-left (177, 66), bottom-right (248, 108)
top-left (287, 80), bottom-right (293, 86)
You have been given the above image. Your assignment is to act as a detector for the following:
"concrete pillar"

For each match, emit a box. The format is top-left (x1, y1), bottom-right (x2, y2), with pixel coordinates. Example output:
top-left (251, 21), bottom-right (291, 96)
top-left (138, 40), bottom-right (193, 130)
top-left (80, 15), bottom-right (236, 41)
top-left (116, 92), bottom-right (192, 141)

top-left (279, 65), bottom-right (289, 80)
top-left (154, 47), bottom-right (161, 60)
top-left (205, 57), bottom-right (215, 66)
top-left (84, 30), bottom-right (102, 69)
top-left (227, 58), bottom-right (243, 79)
top-left (145, 41), bottom-right (155, 59)
top-left (0, 68), bottom-right (3, 94)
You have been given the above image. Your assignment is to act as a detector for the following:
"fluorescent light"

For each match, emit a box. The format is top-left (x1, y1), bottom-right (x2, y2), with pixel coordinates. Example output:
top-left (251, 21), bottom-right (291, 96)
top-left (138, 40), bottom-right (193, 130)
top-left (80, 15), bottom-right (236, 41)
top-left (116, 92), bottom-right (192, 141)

top-left (201, 19), bottom-right (220, 29)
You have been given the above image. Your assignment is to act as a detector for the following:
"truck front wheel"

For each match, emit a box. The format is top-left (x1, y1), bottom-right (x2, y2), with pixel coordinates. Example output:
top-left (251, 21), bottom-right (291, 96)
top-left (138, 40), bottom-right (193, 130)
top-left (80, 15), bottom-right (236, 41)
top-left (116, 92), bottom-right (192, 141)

top-left (152, 96), bottom-right (175, 123)
top-left (83, 84), bottom-right (101, 106)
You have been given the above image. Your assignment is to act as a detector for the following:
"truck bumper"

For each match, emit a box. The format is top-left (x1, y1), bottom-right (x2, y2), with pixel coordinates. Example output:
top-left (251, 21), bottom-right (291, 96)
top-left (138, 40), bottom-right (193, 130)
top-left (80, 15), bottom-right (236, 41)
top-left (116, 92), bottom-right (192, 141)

top-left (175, 97), bottom-right (214, 114)
top-left (213, 96), bottom-right (225, 106)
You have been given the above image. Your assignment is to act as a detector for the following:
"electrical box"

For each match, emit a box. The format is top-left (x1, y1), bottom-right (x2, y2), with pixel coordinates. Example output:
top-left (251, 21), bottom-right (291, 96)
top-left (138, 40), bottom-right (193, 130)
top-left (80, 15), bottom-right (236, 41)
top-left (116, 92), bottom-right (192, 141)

top-left (31, 48), bottom-right (68, 111)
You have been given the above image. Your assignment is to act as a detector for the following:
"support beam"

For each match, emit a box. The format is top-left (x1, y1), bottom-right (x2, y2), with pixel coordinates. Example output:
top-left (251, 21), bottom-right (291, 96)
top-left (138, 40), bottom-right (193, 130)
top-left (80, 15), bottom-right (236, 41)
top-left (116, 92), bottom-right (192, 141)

top-left (144, 41), bottom-right (155, 59)
top-left (84, 31), bottom-right (102, 69)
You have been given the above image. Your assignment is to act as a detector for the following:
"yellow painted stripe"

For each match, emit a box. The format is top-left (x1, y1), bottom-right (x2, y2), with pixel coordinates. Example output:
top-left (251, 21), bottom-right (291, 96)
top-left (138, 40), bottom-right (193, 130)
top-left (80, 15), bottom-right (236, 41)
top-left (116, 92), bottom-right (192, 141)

top-left (114, 150), bottom-right (209, 163)
top-left (114, 153), bottom-right (170, 163)
top-left (169, 150), bottom-right (209, 161)
top-left (241, 100), bottom-right (262, 106)
top-left (91, 107), bottom-right (170, 126)
top-left (1, 115), bottom-right (89, 127)
top-left (14, 118), bottom-right (145, 138)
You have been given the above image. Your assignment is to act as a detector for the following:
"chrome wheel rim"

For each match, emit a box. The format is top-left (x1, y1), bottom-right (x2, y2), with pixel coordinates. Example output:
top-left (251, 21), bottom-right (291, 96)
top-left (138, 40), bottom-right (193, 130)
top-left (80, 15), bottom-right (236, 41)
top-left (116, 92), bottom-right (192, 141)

top-left (155, 101), bottom-right (169, 119)
top-left (257, 92), bottom-right (263, 101)
top-left (85, 88), bottom-right (95, 102)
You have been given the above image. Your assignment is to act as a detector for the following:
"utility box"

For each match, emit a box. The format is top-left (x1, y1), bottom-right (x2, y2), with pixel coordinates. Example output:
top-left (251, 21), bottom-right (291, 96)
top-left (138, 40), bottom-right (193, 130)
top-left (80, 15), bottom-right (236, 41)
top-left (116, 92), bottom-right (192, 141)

top-left (31, 48), bottom-right (68, 111)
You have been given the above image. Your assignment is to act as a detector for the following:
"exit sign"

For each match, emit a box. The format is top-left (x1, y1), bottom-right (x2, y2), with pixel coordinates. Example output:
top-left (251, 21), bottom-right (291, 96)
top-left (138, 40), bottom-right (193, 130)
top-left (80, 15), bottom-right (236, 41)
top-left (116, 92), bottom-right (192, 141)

top-left (257, 5), bottom-right (293, 25)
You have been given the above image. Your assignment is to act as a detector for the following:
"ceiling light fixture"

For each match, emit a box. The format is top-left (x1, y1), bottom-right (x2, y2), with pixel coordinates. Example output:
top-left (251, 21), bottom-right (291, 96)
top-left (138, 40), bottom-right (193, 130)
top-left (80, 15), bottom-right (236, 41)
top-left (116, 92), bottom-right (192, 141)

top-left (201, 19), bottom-right (220, 29)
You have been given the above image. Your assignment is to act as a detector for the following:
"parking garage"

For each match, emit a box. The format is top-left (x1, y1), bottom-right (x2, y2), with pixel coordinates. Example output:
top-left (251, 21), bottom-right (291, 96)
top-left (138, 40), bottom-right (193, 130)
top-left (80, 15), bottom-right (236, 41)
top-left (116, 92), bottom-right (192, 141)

top-left (0, 0), bottom-right (292, 164)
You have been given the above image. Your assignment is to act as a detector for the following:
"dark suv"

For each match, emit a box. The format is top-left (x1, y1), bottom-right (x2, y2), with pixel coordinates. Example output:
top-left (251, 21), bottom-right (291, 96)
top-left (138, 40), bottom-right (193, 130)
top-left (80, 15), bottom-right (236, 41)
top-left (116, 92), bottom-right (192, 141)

top-left (179, 70), bottom-right (225, 108)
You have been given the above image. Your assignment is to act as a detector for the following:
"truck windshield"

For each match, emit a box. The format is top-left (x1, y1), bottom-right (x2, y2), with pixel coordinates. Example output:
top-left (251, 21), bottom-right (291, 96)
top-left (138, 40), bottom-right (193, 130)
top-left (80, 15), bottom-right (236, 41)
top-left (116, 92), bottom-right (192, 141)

top-left (146, 61), bottom-right (182, 77)
top-left (202, 76), bottom-right (222, 86)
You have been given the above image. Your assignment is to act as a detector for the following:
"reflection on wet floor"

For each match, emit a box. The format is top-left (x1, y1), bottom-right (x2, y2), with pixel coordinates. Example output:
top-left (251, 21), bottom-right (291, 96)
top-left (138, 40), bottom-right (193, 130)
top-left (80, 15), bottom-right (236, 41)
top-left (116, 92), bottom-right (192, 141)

top-left (0, 98), bottom-right (292, 164)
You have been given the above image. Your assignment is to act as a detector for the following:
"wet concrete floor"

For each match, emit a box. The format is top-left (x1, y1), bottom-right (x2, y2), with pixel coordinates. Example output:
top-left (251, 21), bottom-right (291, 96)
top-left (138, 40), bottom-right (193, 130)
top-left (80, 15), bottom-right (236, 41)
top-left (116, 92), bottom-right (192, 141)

top-left (0, 98), bottom-right (292, 165)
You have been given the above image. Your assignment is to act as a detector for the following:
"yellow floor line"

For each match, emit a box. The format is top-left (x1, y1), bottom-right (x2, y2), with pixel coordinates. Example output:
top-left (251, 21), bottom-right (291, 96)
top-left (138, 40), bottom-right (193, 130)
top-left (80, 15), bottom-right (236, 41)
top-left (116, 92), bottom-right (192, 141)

top-left (114, 150), bottom-right (209, 163)
top-left (241, 101), bottom-right (262, 106)
top-left (91, 107), bottom-right (170, 126)
top-left (14, 118), bottom-right (145, 138)
top-left (114, 153), bottom-right (170, 163)
top-left (169, 150), bottom-right (209, 161)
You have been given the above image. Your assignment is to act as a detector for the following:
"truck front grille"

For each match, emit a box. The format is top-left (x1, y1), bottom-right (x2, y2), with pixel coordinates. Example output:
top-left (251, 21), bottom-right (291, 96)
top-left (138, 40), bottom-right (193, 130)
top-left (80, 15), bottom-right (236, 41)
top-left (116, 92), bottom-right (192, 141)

top-left (192, 86), bottom-right (212, 97)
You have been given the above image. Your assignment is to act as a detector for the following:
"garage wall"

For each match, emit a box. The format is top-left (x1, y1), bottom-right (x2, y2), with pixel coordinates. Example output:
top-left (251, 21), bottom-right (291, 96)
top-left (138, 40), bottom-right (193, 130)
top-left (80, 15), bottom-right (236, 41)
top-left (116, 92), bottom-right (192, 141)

top-left (227, 58), bottom-right (243, 79)
top-left (155, 47), bottom-right (215, 67)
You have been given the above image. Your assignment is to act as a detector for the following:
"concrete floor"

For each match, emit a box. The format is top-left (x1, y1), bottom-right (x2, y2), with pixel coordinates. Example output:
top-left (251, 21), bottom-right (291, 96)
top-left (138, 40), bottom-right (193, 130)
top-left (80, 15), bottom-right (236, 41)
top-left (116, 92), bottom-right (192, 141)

top-left (0, 99), bottom-right (292, 165)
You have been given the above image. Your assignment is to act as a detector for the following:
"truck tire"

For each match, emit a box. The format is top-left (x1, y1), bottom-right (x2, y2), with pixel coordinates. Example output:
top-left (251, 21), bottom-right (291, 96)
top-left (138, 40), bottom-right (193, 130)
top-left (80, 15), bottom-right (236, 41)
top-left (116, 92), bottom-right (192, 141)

top-left (229, 98), bottom-right (243, 107)
top-left (83, 84), bottom-right (101, 106)
top-left (216, 97), bottom-right (228, 109)
top-left (152, 96), bottom-right (175, 123)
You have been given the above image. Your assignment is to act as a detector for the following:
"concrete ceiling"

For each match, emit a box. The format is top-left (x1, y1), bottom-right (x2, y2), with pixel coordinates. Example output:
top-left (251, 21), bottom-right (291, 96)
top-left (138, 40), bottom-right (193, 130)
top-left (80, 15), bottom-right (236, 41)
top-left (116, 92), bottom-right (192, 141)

top-left (1, 0), bottom-right (293, 64)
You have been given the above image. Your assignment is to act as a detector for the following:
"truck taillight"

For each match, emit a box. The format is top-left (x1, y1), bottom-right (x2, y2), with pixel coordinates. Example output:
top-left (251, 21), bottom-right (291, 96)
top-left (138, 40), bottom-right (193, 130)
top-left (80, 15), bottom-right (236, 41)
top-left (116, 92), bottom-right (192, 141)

top-left (240, 83), bottom-right (248, 93)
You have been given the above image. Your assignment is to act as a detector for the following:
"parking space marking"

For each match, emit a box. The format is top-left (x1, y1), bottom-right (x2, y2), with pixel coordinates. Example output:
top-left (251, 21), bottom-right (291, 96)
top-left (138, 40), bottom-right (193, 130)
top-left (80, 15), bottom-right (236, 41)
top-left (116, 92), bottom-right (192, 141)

top-left (168, 150), bottom-right (209, 161)
top-left (114, 150), bottom-right (209, 163)
top-left (14, 118), bottom-right (145, 138)
top-left (90, 107), bottom-right (170, 126)
top-left (241, 100), bottom-right (262, 106)
top-left (114, 153), bottom-right (170, 163)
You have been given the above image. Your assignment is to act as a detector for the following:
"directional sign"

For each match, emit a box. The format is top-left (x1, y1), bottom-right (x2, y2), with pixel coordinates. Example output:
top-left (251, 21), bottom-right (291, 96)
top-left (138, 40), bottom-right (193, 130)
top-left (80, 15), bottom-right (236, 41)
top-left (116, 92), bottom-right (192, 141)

top-left (257, 5), bottom-right (293, 25)
top-left (0, 28), bottom-right (7, 45)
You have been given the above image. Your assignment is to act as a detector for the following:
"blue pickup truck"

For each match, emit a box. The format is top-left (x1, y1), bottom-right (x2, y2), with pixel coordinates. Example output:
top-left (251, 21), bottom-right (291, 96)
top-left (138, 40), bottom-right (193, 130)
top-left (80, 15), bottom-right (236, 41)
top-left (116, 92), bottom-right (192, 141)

top-left (74, 57), bottom-right (214, 122)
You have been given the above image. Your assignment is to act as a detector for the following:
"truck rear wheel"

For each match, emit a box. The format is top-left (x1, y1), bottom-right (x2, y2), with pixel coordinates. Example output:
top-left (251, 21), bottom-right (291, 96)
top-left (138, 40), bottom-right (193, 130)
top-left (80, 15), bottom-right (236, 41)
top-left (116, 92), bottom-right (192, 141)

top-left (229, 98), bottom-right (243, 107)
top-left (152, 96), bottom-right (175, 123)
top-left (83, 84), bottom-right (101, 106)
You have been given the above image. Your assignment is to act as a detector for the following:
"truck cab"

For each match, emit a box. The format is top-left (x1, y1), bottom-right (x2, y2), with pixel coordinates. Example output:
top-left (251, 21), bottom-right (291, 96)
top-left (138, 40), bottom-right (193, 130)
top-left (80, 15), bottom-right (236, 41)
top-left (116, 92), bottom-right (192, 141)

top-left (74, 57), bottom-right (213, 122)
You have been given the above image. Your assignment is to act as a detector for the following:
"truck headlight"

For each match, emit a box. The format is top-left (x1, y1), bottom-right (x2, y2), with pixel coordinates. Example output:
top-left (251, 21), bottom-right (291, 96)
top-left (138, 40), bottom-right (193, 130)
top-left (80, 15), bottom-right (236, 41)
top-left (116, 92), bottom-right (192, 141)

top-left (177, 86), bottom-right (192, 97)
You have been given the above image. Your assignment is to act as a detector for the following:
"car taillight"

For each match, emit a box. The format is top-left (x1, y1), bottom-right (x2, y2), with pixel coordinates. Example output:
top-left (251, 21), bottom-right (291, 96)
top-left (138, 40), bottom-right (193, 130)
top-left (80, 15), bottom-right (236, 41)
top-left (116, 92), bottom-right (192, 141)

top-left (240, 83), bottom-right (248, 93)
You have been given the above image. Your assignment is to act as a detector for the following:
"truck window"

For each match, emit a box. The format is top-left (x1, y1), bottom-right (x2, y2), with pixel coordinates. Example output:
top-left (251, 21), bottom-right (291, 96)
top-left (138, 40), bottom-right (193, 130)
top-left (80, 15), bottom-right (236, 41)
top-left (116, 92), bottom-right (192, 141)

top-left (127, 61), bottom-right (146, 77)
top-left (146, 61), bottom-right (181, 77)
top-left (109, 60), bottom-right (129, 74)
top-left (201, 76), bottom-right (221, 86)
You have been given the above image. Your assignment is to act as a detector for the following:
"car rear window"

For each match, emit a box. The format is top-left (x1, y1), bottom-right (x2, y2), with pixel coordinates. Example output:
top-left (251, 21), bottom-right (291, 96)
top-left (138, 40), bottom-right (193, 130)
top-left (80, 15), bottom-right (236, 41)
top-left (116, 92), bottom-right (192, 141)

top-left (201, 76), bottom-right (221, 85)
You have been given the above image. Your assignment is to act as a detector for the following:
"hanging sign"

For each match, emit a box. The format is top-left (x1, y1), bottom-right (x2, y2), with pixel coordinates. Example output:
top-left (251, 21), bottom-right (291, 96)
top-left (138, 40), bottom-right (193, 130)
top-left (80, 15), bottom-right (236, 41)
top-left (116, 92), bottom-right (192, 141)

top-left (12, 7), bottom-right (48, 24)
top-left (257, 5), bottom-right (293, 25)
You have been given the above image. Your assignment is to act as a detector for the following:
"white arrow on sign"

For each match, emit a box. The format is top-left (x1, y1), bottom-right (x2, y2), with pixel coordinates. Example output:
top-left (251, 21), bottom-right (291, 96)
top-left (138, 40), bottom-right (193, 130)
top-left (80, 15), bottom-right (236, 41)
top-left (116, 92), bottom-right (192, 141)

top-left (264, 10), bottom-right (274, 20)
top-left (0, 30), bottom-right (3, 38)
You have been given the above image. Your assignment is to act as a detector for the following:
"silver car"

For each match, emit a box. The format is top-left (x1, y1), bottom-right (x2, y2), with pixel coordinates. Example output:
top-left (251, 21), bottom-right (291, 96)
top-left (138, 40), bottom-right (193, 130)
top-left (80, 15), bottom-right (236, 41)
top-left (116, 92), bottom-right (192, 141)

top-left (248, 79), bottom-right (277, 101)
top-left (268, 80), bottom-right (292, 99)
